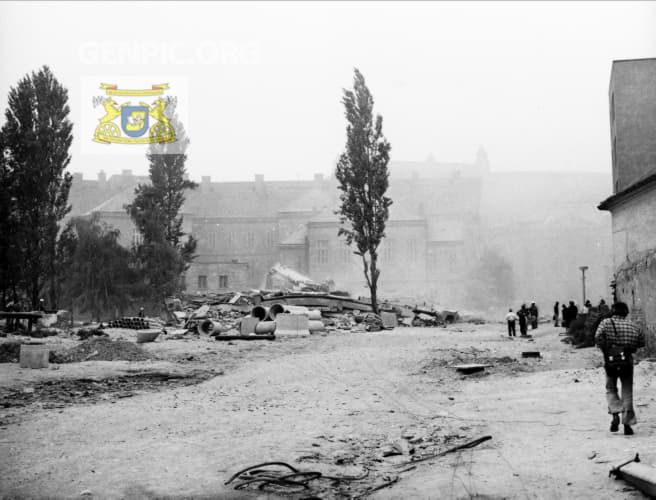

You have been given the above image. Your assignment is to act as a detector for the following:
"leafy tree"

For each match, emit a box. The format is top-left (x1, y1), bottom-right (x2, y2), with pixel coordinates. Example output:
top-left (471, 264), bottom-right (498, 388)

top-left (0, 66), bottom-right (73, 308)
top-left (0, 132), bottom-right (20, 304)
top-left (58, 215), bottom-right (135, 321)
top-left (335, 69), bottom-right (392, 314)
top-left (126, 103), bottom-right (197, 304)
top-left (466, 248), bottom-right (515, 310)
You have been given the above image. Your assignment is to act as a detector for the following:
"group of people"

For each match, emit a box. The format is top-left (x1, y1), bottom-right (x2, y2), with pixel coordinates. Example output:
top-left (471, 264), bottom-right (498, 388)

top-left (504, 297), bottom-right (646, 436)
top-left (504, 302), bottom-right (539, 337)
top-left (553, 298), bottom-right (610, 329)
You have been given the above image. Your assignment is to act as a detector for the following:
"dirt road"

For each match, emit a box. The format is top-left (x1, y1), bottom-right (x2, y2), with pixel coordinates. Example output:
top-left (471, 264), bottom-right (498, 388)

top-left (1, 324), bottom-right (655, 499)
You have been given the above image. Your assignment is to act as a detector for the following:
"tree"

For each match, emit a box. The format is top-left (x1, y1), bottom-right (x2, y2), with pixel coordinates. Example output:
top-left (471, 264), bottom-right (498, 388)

top-left (0, 66), bottom-right (73, 308)
top-left (335, 69), bottom-right (392, 314)
top-left (58, 215), bottom-right (135, 321)
top-left (126, 102), bottom-right (197, 304)
top-left (466, 248), bottom-right (515, 310)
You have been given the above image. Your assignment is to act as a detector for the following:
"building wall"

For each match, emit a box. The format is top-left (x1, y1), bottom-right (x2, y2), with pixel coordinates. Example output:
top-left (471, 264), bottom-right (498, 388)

top-left (306, 219), bottom-right (428, 298)
top-left (610, 59), bottom-right (656, 193)
top-left (279, 244), bottom-right (308, 275)
top-left (193, 217), bottom-right (278, 288)
top-left (609, 187), bottom-right (656, 350)
top-left (185, 260), bottom-right (250, 294)
top-left (609, 188), bottom-right (656, 264)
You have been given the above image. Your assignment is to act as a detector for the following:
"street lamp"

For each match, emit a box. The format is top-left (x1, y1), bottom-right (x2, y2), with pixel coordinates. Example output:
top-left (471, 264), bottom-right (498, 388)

top-left (579, 266), bottom-right (589, 305)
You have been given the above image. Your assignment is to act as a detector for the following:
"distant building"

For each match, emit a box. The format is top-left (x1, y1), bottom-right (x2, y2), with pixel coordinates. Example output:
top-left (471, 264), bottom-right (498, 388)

top-left (599, 58), bottom-right (656, 346)
top-left (71, 148), bottom-right (613, 309)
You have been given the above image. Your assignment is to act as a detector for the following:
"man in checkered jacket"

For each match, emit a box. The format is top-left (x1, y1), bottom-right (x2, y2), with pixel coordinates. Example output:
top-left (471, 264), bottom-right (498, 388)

top-left (594, 302), bottom-right (645, 435)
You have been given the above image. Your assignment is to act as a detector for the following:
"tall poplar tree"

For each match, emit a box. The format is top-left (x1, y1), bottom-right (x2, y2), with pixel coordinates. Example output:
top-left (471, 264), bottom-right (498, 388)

top-left (126, 104), bottom-right (197, 303)
top-left (335, 69), bottom-right (392, 314)
top-left (1, 66), bottom-right (73, 308)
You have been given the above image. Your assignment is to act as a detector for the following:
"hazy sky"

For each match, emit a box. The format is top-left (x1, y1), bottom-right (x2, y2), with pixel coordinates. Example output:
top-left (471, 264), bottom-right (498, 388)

top-left (1, 1), bottom-right (654, 182)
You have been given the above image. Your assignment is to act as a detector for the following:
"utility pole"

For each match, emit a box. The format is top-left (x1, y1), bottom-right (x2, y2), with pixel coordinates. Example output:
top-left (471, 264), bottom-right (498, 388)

top-left (579, 266), bottom-right (589, 305)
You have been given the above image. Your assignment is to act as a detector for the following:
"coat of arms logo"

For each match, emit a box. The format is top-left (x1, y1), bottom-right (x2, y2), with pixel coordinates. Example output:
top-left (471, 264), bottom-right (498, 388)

top-left (93, 83), bottom-right (176, 144)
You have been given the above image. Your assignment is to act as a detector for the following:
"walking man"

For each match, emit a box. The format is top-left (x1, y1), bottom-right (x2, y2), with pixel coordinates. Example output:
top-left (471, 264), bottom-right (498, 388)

top-left (529, 302), bottom-right (539, 329)
top-left (553, 301), bottom-right (560, 327)
top-left (518, 304), bottom-right (529, 336)
top-left (505, 308), bottom-right (518, 337)
top-left (594, 302), bottom-right (645, 435)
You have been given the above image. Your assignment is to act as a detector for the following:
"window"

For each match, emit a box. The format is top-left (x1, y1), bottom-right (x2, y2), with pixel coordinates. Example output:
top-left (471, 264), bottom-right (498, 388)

top-left (266, 230), bottom-right (275, 248)
top-left (316, 240), bottom-right (329, 265)
top-left (448, 251), bottom-right (457, 272)
top-left (245, 231), bottom-right (255, 248)
top-left (407, 239), bottom-right (417, 261)
top-left (198, 275), bottom-right (207, 290)
top-left (132, 228), bottom-right (143, 246)
top-left (226, 231), bottom-right (236, 249)
top-left (339, 240), bottom-right (350, 264)
top-left (610, 93), bottom-right (615, 123)
top-left (219, 275), bottom-right (228, 288)
top-left (209, 231), bottom-right (217, 249)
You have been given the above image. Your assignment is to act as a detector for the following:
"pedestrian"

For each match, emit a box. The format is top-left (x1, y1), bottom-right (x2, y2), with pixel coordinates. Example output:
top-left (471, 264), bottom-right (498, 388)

top-left (518, 304), bottom-right (529, 336)
top-left (38, 298), bottom-right (46, 312)
top-left (561, 303), bottom-right (569, 328)
top-left (582, 300), bottom-right (591, 315)
top-left (594, 302), bottom-right (645, 435)
top-left (529, 301), bottom-right (539, 329)
top-left (567, 300), bottom-right (578, 327)
top-left (505, 308), bottom-right (518, 337)
top-left (598, 298), bottom-right (610, 316)
top-left (138, 307), bottom-right (145, 318)
top-left (553, 301), bottom-right (560, 327)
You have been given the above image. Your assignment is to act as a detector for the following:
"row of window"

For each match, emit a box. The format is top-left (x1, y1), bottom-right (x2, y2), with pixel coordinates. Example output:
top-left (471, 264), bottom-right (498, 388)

top-left (197, 274), bottom-right (229, 290)
top-left (204, 230), bottom-right (276, 250)
top-left (314, 239), bottom-right (420, 265)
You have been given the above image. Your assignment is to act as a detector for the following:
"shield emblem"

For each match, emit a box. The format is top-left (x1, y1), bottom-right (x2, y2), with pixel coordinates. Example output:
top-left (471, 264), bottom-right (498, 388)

top-left (121, 106), bottom-right (149, 137)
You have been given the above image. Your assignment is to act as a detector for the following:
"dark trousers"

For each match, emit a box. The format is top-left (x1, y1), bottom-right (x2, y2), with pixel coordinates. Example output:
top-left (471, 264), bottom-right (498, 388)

top-left (519, 322), bottom-right (527, 336)
top-left (507, 321), bottom-right (516, 336)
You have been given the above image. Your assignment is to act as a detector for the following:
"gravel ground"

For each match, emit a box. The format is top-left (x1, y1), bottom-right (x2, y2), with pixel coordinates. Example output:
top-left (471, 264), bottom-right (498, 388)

top-left (0, 324), bottom-right (654, 499)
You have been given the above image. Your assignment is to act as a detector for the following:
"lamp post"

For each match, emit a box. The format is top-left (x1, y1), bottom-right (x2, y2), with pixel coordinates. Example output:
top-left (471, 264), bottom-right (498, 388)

top-left (579, 266), bottom-right (589, 305)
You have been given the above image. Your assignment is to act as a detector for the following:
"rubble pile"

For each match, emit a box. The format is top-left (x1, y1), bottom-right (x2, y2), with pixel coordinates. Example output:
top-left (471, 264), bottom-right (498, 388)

top-left (50, 337), bottom-right (153, 363)
top-left (0, 342), bottom-right (21, 363)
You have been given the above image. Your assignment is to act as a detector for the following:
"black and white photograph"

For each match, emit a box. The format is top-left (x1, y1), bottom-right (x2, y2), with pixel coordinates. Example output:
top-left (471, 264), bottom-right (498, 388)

top-left (1, 1), bottom-right (655, 498)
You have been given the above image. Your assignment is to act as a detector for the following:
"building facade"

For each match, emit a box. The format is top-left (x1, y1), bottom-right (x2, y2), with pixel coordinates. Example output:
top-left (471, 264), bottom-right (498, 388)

top-left (72, 148), bottom-right (613, 310)
top-left (599, 58), bottom-right (656, 349)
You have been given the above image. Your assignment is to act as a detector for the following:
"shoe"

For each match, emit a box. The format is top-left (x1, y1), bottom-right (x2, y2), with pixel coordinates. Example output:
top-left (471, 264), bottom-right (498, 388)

top-left (624, 425), bottom-right (634, 435)
top-left (610, 414), bottom-right (619, 432)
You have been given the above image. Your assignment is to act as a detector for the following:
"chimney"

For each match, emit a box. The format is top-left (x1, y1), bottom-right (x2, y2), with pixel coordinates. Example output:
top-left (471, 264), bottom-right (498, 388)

top-left (73, 172), bottom-right (83, 184)
top-left (97, 170), bottom-right (107, 188)
top-left (121, 169), bottom-right (133, 177)
top-left (314, 173), bottom-right (324, 183)
top-left (201, 175), bottom-right (211, 191)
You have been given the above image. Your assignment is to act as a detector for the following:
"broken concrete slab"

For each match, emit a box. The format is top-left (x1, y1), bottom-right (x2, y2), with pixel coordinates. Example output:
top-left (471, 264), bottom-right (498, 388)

top-left (452, 364), bottom-right (490, 374)
top-left (275, 314), bottom-right (310, 337)
top-left (610, 454), bottom-right (656, 497)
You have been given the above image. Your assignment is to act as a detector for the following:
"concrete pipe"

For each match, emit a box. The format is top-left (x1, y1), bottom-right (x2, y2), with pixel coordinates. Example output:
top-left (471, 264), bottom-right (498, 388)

top-left (267, 303), bottom-right (286, 320)
top-left (284, 305), bottom-right (310, 316)
top-left (308, 320), bottom-right (325, 332)
top-left (199, 319), bottom-right (224, 335)
top-left (254, 321), bottom-right (277, 334)
top-left (307, 309), bottom-right (322, 321)
top-left (251, 305), bottom-right (269, 321)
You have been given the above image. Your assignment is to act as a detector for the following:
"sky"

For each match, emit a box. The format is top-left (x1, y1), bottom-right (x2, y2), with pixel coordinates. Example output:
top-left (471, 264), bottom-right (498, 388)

top-left (0, 1), bottom-right (655, 182)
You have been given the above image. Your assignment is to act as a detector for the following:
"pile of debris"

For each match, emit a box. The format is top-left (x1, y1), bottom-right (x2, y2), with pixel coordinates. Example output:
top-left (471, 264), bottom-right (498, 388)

top-left (49, 337), bottom-right (153, 363)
